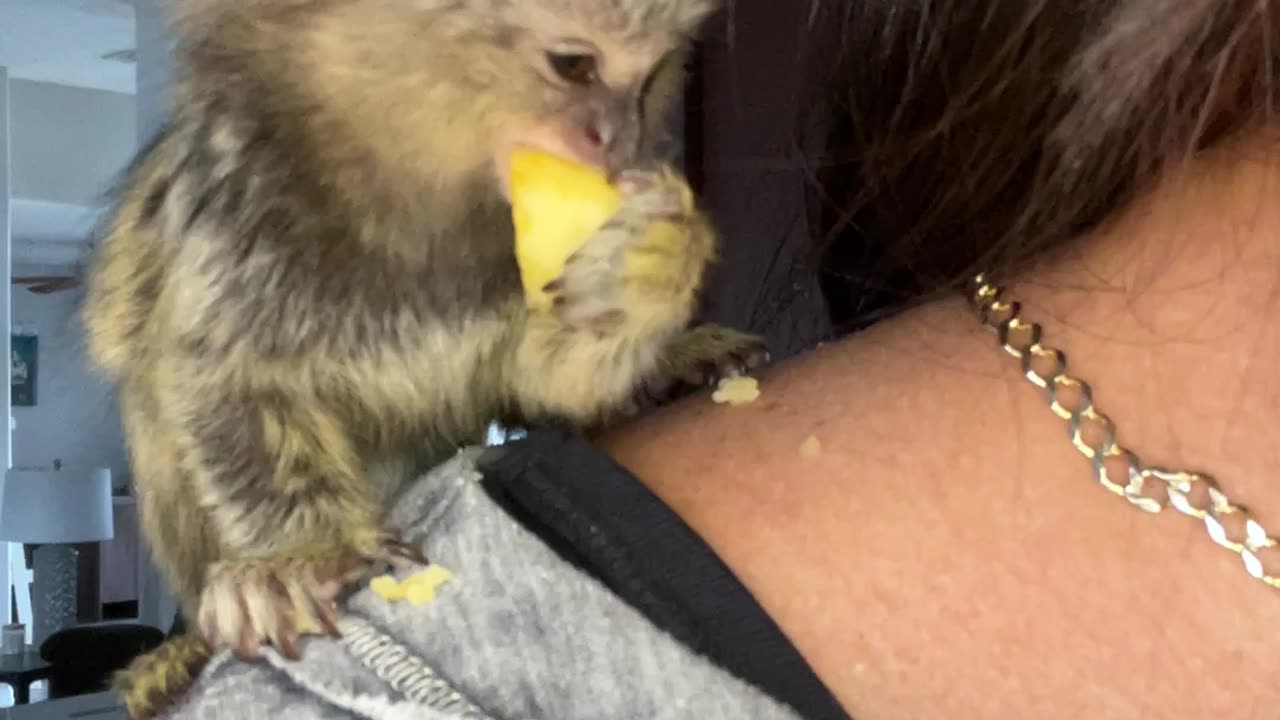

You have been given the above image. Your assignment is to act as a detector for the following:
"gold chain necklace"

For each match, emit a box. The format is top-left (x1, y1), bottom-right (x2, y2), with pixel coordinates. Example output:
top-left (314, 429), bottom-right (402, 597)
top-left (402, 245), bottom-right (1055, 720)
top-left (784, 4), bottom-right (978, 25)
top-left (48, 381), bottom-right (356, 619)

top-left (967, 273), bottom-right (1280, 590)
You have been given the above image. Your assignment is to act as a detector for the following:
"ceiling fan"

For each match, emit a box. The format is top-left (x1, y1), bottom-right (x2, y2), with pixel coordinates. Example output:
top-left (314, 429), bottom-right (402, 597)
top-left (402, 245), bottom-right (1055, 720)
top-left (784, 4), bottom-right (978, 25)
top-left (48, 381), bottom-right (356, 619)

top-left (11, 274), bottom-right (81, 294)
top-left (11, 241), bottom-right (93, 294)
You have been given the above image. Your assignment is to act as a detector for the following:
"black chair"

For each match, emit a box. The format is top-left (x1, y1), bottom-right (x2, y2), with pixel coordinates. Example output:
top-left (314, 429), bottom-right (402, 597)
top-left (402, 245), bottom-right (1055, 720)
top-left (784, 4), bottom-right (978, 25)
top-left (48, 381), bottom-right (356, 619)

top-left (38, 622), bottom-right (166, 699)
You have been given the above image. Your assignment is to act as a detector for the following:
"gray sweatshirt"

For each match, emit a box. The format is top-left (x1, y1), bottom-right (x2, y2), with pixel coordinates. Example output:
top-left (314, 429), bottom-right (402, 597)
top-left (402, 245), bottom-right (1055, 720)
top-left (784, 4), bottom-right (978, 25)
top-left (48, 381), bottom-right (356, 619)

top-left (163, 448), bottom-right (804, 720)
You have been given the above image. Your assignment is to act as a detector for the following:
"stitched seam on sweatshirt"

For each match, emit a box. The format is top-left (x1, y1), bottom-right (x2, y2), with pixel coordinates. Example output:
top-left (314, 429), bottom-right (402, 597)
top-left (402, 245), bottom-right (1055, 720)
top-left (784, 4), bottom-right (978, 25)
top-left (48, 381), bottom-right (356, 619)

top-left (338, 615), bottom-right (492, 718)
top-left (390, 448), bottom-right (486, 538)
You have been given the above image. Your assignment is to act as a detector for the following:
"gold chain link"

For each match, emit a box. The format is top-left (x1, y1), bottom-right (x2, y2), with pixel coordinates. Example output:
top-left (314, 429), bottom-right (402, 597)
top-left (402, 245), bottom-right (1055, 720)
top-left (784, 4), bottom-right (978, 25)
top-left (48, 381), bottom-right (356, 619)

top-left (967, 273), bottom-right (1280, 589)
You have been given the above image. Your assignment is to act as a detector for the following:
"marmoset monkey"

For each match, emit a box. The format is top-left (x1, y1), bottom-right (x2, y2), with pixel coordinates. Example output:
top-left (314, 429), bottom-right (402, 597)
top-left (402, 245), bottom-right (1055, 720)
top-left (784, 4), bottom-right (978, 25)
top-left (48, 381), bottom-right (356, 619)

top-left (82, 0), bottom-right (762, 717)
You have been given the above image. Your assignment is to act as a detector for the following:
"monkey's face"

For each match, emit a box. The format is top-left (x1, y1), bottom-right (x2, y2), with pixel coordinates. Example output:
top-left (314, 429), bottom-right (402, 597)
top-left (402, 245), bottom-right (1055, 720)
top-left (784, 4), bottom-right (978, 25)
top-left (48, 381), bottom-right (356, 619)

top-left (203, 0), bottom-right (718, 200)
top-left (358, 0), bottom-right (711, 196)
top-left (454, 0), bottom-right (720, 196)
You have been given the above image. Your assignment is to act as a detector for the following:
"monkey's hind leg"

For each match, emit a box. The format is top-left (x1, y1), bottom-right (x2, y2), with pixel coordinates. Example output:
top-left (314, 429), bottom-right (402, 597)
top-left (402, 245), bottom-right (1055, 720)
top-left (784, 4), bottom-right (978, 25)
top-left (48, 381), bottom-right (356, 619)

top-left (113, 634), bottom-right (213, 720)
top-left (177, 389), bottom-right (429, 661)
top-left (111, 396), bottom-right (221, 719)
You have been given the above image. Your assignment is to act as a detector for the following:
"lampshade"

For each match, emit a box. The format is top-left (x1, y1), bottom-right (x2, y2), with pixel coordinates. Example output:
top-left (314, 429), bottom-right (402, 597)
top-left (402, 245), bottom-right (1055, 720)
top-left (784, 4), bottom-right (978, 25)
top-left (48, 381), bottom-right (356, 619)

top-left (0, 467), bottom-right (115, 543)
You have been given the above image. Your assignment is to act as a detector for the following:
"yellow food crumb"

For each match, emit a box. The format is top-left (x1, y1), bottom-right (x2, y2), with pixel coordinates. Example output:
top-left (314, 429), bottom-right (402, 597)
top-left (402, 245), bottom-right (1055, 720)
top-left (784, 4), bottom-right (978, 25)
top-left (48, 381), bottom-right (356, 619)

top-left (712, 375), bottom-right (761, 406)
top-left (369, 564), bottom-right (455, 606)
top-left (405, 581), bottom-right (438, 606)
top-left (509, 148), bottom-right (622, 312)
top-left (799, 435), bottom-right (822, 458)
top-left (369, 574), bottom-right (405, 601)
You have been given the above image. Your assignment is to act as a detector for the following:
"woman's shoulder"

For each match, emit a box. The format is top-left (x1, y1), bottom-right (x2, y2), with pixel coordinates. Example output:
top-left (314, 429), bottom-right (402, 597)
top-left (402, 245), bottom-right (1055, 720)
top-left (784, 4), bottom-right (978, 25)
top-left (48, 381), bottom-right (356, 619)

top-left (166, 443), bottom-right (812, 720)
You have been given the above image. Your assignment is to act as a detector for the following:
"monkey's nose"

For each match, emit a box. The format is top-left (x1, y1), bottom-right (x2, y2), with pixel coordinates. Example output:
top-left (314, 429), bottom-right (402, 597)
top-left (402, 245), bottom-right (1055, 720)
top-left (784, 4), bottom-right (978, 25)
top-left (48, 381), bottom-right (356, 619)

top-left (587, 118), bottom-right (616, 149)
top-left (589, 120), bottom-right (639, 178)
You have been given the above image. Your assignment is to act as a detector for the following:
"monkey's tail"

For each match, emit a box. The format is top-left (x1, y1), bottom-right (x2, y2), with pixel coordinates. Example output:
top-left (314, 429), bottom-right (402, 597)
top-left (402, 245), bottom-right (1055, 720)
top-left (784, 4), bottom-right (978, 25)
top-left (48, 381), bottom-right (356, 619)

top-left (113, 633), bottom-right (214, 720)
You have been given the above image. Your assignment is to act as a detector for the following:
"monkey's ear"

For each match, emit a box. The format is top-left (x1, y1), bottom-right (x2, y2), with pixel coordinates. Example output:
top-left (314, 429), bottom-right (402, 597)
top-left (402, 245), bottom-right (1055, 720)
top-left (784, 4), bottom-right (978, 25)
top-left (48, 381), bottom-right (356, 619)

top-left (676, 0), bottom-right (721, 29)
top-left (640, 47), bottom-right (688, 117)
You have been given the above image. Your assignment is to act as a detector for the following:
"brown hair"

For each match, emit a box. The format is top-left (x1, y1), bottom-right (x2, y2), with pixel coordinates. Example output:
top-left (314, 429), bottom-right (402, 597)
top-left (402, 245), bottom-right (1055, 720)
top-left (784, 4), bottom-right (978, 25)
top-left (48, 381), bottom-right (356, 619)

top-left (806, 0), bottom-right (1280, 332)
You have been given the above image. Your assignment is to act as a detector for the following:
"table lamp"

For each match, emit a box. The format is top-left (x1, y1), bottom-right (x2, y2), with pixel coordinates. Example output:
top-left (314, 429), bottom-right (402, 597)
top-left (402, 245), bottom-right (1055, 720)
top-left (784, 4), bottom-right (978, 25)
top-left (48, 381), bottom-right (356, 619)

top-left (0, 467), bottom-right (115, 646)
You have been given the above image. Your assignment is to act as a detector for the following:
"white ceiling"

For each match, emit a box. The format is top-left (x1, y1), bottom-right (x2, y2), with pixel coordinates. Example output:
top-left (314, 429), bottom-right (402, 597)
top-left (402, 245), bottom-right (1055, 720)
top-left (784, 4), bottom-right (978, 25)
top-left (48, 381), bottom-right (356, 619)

top-left (0, 0), bottom-right (137, 94)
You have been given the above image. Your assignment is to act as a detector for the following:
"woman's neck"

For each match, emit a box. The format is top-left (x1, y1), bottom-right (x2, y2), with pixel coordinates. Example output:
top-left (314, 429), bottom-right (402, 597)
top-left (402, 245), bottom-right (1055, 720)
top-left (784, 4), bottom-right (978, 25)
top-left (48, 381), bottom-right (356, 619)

top-left (1008, 128), bottom-right (1280, 504)
top-left (598, 128), bottom-right (1280, 718)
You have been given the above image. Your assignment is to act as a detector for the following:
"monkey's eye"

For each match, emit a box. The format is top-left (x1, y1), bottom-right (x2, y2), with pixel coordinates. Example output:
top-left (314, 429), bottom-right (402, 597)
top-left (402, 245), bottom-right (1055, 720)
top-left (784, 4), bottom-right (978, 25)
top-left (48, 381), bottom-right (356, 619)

top-left (546, 52), bottom-right (599, 85)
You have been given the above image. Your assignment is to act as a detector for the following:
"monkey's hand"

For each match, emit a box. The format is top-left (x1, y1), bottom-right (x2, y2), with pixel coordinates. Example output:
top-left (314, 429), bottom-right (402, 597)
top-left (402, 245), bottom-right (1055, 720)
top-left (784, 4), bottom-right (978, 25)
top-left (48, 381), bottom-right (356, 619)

top-left (657, 324), bottom-right (769, 387)
top-left (198, 535), bottom-right (426, 661)
top-left (622, 324), bottom-right (769, 414)
top-left (509, 165), bottom-right (720, 424)
top-left (544, 165), bottom-right (711, 338)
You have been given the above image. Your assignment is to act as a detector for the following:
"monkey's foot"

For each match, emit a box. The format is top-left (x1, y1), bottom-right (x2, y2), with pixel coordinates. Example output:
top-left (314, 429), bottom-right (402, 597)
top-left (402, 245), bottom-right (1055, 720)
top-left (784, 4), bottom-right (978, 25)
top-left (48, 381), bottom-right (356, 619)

top-left (545, 165), bottom-right (707, 334)
top-left (198, 537), bottom-right (427, 661)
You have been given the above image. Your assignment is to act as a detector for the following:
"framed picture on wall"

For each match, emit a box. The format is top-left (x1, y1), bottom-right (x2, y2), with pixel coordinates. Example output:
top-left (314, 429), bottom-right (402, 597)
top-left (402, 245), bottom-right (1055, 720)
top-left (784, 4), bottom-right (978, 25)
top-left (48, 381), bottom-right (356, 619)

top-left (11, 332), bottom-right (37, 407)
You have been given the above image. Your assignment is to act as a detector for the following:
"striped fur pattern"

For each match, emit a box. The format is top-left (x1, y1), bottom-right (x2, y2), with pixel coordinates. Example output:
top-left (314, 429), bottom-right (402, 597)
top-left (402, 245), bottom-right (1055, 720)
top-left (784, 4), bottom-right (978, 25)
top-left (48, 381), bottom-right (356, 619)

top-left (80, 0), bottom-right (763, 717)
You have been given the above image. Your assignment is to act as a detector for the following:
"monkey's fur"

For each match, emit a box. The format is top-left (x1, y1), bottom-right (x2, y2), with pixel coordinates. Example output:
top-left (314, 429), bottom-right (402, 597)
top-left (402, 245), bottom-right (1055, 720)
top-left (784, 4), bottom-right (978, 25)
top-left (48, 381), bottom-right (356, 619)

top-left (82, 0), bottom-right (762, 717)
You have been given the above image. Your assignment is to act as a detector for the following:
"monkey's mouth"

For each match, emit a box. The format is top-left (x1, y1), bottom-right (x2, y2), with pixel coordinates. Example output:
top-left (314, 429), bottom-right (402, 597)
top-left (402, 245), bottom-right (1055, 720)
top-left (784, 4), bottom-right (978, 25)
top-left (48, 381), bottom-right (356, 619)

top-left (493, 126), bottom-right (610, 202)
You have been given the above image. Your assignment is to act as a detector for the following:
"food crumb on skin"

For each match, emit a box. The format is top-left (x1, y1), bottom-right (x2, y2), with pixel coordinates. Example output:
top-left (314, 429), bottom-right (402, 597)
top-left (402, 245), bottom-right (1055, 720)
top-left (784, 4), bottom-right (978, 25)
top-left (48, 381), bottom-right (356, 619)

top-left (799, 434), bottom-right (822, 458)
top-left (712, 375), bottom-right (761, 406)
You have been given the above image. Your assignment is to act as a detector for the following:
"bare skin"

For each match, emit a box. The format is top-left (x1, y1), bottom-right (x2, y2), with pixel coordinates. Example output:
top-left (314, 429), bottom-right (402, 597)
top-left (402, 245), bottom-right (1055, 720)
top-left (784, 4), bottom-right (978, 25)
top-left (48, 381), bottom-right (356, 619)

top-left (600, 129), bottom-right (1280, 719)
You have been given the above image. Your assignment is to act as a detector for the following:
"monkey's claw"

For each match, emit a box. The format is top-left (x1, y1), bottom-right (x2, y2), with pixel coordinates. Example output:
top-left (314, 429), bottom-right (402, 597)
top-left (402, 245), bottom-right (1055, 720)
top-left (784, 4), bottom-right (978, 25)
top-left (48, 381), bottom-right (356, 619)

top-left (196, 534), bottom-right (428, 663)
top-left (660, 324), bottom-right (769, 388)
top-left (198, 554), bottom-right (354, 662)
top-left (376, 536), bottom-right (430, 572)
top-left (614, 325), bottom-right (768, 416)
top-left (614, 168), bottom-right (685, 218)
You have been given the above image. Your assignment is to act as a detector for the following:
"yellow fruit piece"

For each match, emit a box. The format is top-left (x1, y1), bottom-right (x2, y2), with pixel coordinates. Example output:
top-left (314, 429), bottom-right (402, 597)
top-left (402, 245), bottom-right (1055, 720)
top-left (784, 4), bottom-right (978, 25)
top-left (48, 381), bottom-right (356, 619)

top-left (368, 565), bottom-right (455, 606)
top-left (711, 375), bottom-right (761, 406)
top-left (370, 574), bottom-right (406, 601)
top-left (509, 148), bottom-right (622, 312)
top-left (403, 565), bottom-right (455, 606)
top-left (799, 434), bottom-right (822, 459)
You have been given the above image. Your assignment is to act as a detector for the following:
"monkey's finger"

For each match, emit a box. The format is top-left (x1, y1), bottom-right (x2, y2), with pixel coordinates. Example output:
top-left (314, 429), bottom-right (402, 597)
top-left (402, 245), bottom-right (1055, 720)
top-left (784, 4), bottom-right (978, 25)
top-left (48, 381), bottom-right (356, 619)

top-left (631, 193), bottom-right (685, 221)
top-left (617, 394), bottom-right (642, 418)
top-left (311, 595), bottom-right (343, 640)
top-left (380, 537), bottom-right (429, 567)
top-left (693, 360), bottom-right (732, 386)
top-left (714, 358), bottom-right (748, 381)
top-left (309, 552), bottom-right (368, 590)
top-left (265, 575), bottom-right (302, 661)
top-left (233, 588), bottom-right (261, 662)
top-left (337, 565), bottom-right (371, 588)
top-left (297, 572), bottom-right (343, 640)
top-left (557, 297), bottom-right (627, 333)
top-left (312, 552), bottom-right (374, 604)
top-left (737, 346), bottom-right (771, 370)
top-left (615, 168), bottom-right (662, 196)
top-left (668, 364), bottom-right (706, 387)
top-left (275, 621), bottom-right (301, 661)
top-left (244, 573), bottom-right (293, 659)
top-left (201, 566), bottom-right (249, 650)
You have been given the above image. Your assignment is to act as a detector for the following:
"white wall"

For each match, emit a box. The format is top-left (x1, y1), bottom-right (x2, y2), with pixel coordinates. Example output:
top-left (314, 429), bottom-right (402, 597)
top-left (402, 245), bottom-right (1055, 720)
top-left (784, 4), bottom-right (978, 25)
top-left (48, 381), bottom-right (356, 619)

top-left (9, 263), bottom-right (129, 484)
top-left (1, 65), bottom-right (14, 626)
top-left (136, 0), bottom-right (173, 145)
top-left (134, 0), bottom-right (179, 632)
top-left (8, 79), bottom-right (136, 207)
